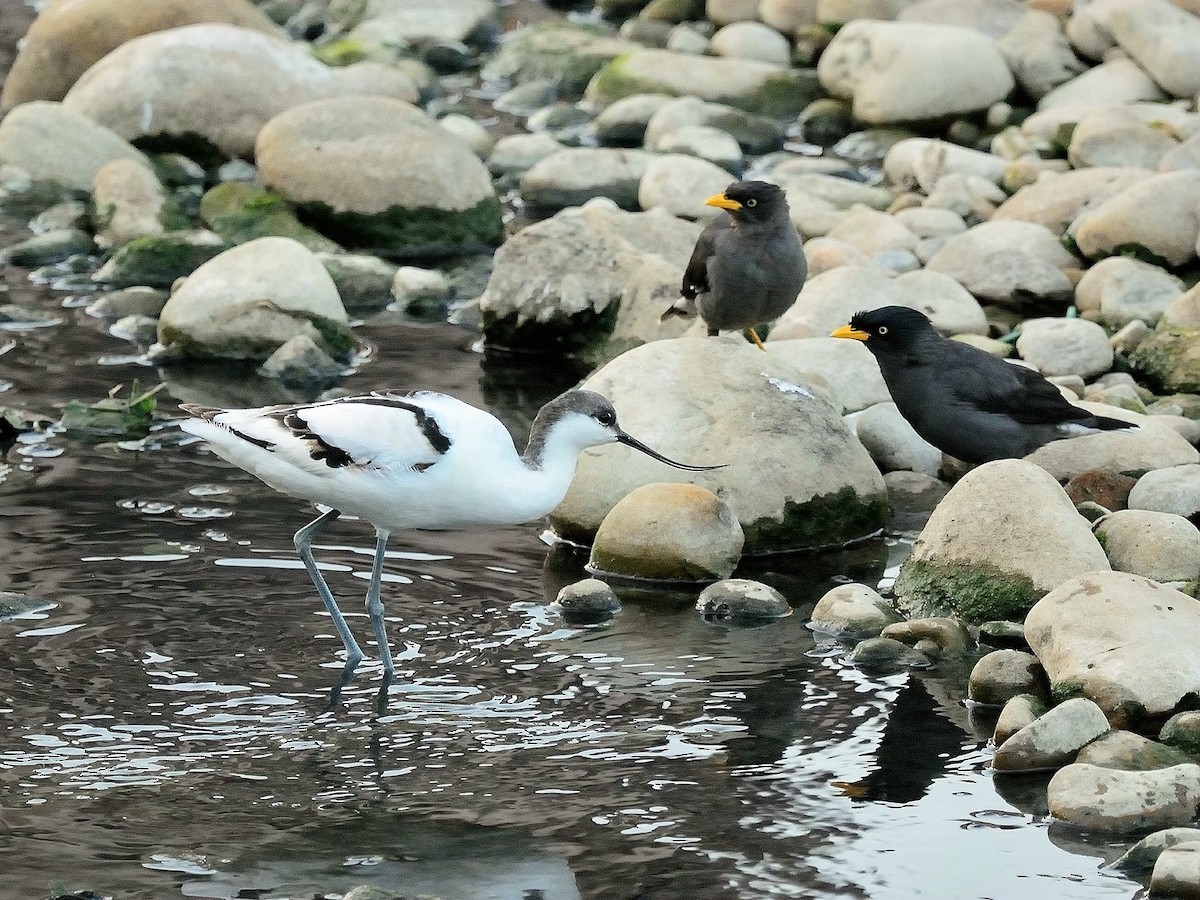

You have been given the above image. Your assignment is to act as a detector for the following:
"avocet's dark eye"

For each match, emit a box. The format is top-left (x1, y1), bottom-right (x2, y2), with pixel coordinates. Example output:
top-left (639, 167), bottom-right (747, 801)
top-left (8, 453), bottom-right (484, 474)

top-left (745, 198), bottom-right (758, 207)
top-left (595, 409), bottom-right (616, 426)
top-left (877, 325), bottom-right (889, 335)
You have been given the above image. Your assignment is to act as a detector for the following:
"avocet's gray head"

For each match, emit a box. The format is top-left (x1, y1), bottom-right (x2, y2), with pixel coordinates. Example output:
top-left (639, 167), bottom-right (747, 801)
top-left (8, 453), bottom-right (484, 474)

top-left (525, 390), bottom-right (723, 471)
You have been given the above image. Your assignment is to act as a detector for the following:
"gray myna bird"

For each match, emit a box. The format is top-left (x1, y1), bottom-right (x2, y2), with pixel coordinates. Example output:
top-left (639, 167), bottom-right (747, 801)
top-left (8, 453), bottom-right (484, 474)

top-left (832, 306), bottom-right (1134, 464)
top-left (661, 180), bottom-right (806, 350)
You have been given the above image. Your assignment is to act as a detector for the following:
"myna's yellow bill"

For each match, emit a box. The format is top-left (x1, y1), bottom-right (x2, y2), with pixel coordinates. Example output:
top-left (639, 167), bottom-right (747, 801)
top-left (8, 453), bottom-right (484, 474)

top-left (831, 324), bottom-right (870, 341)
top-left (705, 192), bottom-right (742, 212)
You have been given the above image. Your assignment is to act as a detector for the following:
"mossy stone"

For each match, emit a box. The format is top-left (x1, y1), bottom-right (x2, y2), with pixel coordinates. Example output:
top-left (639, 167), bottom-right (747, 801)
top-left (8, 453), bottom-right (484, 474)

top-left (158, 310), bottom-right (355, 363)
top-left (482, 302), bottom-right (620, 357)
top-left (1160, 711), bottom-right (1200, 754)
top-left (1131, 327), bottom-right (1200, 393)
top-left (200, 183), bottom-right (340, 252)
top-left (296, 195), bottom-right (503, 259)
top-left (312, 37), bottom-right (371, 67)
top-left (740, 486), bottom-right (890, 554)
top-left (1, 229), bottom-right (94, 266)
top-left (96, 233), bottom-right (228, 288)
top-left (892, 557), bottom-right (1041, 623)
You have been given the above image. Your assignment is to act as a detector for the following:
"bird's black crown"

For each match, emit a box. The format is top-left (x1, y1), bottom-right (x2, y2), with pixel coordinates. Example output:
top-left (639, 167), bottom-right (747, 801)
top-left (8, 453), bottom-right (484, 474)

top-left (722, 180), bottom-right (787, 221)
top-left (849, 306), bottom-right (936, 344)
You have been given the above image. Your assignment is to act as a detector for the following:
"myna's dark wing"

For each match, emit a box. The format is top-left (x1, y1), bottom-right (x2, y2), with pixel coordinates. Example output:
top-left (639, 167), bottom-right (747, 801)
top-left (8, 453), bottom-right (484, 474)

top-left (947, 347), bottom-right (1091, 425)
top-left (681, 216), bottom-right (731, 300)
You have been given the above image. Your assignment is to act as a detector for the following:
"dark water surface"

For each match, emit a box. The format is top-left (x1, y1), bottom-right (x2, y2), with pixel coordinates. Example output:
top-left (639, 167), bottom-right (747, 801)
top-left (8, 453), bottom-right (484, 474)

top-left (0, 221), bottom-right (1146, 900)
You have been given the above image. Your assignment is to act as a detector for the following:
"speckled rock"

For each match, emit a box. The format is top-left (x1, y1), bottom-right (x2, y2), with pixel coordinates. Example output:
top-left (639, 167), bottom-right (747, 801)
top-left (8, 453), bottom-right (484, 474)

top-left (994, 694), bottom-right (1048, 746)
top-left (589, 482), bottom-right (744, 581)
top-left (1112, 828), bottom-right (1200, 875)
top-left (991, 697), bottom-right (1110, 772)
top-left (696, 579), bottom-right (792, 621)
top-left (1161, 712), bottom-right (1200, 755)
top-left (1075, 730), bottom-right (1195, 771)
top-left (809, 583), bottom-right (901, 638)
top-left (1094, 509), bottom-right (1200, 583)
top-left (849, 637), bottom-right (931, 670)
top-left (894, 459), bottom-right (1110, 622)
top-left (881, 616), bottom-right (973, 657)
top-left (551, 338), bottom-right (889, 553)
top-left (1048, 763), bottom-right (1200, 832)
top-left (1151, 842), bottom-right (1200, 900)
top-left (1026, 571), bottom-right (1200, 727)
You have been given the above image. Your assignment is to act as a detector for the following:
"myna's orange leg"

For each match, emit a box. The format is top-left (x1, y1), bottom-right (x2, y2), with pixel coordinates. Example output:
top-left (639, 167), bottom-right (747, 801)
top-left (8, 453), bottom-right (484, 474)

top-left (745, 327), bottom-right (767, 351)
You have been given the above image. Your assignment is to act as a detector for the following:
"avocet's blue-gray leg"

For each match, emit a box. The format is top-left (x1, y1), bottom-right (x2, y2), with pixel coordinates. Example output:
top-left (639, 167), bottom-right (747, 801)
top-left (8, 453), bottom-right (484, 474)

top-left (365, 528), bottom-right (395, 675)
top-left (294, 509), bottom-right (365, 668)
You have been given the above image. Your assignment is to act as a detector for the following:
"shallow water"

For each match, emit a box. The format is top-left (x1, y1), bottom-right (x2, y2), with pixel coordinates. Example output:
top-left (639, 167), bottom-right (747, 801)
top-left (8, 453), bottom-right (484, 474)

top-left (0, 215), bottom-right (1149, 900)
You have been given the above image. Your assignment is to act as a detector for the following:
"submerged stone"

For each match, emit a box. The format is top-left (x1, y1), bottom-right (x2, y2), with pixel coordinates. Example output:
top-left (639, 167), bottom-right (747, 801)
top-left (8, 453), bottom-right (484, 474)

top-left (93, 230), bottom-right (227, 289)
top-left (696, 579), bottom-right (791, 623)
top-left (556, 578), bottom-right (622, 621)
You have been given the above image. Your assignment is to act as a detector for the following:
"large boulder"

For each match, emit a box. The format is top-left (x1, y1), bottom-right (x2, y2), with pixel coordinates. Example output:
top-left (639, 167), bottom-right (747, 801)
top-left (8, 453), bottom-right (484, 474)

top-left (550, 338), bottom-right (889, 553)
top-left (585, 49), bottom-right (820, 117)
top-left (157, 236), bottom-right (353, 360)
top-left (1026, 571), bottom-right (1200, 726)
top-left (817, 20), bottom-right (1014, 124)
top-left (0, 101), bottom-right (151, 192)
top-left (60, 25), bottom-right (416, 159)
top-left (477, 200), bottom-right (700, 356)
top-left (255, 97), bottom-right (502, 257)
top-left (0, 0), bottom-right (280, 111)
top-left (893, 459), bottom-right (1110, 622)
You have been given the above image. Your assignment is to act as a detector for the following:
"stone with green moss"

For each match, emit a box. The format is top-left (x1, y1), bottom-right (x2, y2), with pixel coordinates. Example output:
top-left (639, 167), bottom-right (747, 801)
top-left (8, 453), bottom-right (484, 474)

top-left (200, 183), bottom-right (340, 252)
top-left (1, 229), bottom-right (94, 266)
top-left (297, 194), bottom-right (503, 258)
top-left (586, 50), bottom-right (821, 118)
top-left (892, 558), bottom-right (1042, 622)
top-left (483, 22), bottom-right (639, 99)
top-left (93, 231), bottom-right (227, 288)
top-left (1131, 327), bottom-right (1200, 393)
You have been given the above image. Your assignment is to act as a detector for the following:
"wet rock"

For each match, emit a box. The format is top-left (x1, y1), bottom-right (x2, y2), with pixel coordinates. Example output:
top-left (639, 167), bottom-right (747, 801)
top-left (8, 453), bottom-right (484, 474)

top-left (256, 96), bottom-right (502, 256)
top-left (0, 305), bottom-right (62, 329)
top-left (585, 49), bottom-right (820, 118)
top-left (881, 617), bottom-right (973, 658)
top-left (521, 148), bottom-right (652, 212)
top-left (1069, 170), bottom-right (1200, 267)
top-left (86, 287), bottom-right (169, 320)
top-left (480, 22), bottom-right (636, 100)
top-left (199, 183), bottom-right (339, 253)
top-left (764, 338), bottom-right (889, 414)
top-left (257, 334), bottom-right (344, 387)
top-left (1075, 730), bottom-right (1195, 771)
top-left (1026, 571), bottom-right (1200, 727)
top-left (92, 158), bottom-right (171, 250)
top-left (809, 583), bottom-right (902, 638)
top-left (1112, 828), bottom-right (1200, 875)
top-left (1015, 317), bottom-right (1113, 379)
top-left (969, 650), bottom-right (1047, 708)
top-left (1129, 464), bottom-right (1200, 519)
top-left (850, 402), bottom-right (942, 477)
top-left (1074, 256), bottom-right (1182, 329)
top-left (697, 579), bottom-right (792, 622)
top-left (486, 133), bottom-right (564, 178)
top-left (61, 25), bottom-right (413, 159)
top-left (817, 21), bottom-right (1013, 124)
top-left (0, 229), bottom-right (94, 267)
top-left (390, 266), bottom-right (451, 314)
top-left (2, 0), bottom-right (278, 109)
top-left (1161, 712), bottom-right (1200, 755)
top-left (991, 697), bottom-right (1110, 772)
top-left (551, 338), bottom-right (889, 553)
top-left (1065, 470), bottom-right (1136, 512)
top-left (60, 383), bottom-right (162, 440)
top-left (0, 591), bottom-right (54, 621)
top-left (849, 637), bottom-right (931, 670)
top-left (924, 220), bottom-right (1076, 308)
top-left (1151, 842), bottom-right (1200, 900)
top-left (894, 459), bottom-right (1110, 623)
top-left (1024, 404), bottom-right (1199, 481)
top-left (315, 253), bottom-right (398, 312)
top-left (1047, 763), bottom-right (1200, 832)
top-left (1094, 510), bottom-right (1200, 584)
top-left (1132, 327), bottom-right (1200, 395)
top-left (589, 482), bottom-right (744, 581)
top-left (478, 201), bottom-right (700, 355)
top-left (555, 578), bottom-right (621, 621)
top-left (111, 314), bottom-right (160, 345)
top-left (0, 101), bottom-right (152, 193)
top-left (994, 693), bottom-right (1047, 746)
top-left (637, 155), bottom-right (733, 220)
top-left (157, 236), bottom-right (352, 361)
top-left (93, 230), bottom-right (227, 289)
top-left (883, 470), bottom-right (949, 527)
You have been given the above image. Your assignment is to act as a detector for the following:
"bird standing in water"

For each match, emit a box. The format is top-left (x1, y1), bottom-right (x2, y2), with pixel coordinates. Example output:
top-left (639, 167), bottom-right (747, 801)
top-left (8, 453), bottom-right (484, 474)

top-left (662, 180), bottom-right (807, 350)
top-left (181, 390), bottom-right (721, 674)
top-left (832, 306), bottom-right (1134, 464)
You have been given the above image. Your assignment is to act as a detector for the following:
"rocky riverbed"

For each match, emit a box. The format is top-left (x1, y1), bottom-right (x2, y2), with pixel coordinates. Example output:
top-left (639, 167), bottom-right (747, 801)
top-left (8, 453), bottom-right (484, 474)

top-left (2, 0), bottom-right (1200, 897)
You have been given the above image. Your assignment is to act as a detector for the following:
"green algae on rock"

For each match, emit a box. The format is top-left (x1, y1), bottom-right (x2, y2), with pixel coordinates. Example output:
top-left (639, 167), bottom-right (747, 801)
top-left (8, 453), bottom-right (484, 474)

top-left (1131, 327), bottom-right (1200, 393)
top-left (93, 230), bottom-right (227, 288)
top-left (199, 182), bottom-right (340, 253)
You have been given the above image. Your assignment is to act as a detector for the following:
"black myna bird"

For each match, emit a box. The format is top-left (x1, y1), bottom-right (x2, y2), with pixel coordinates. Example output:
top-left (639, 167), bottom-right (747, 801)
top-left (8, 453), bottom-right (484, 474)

top-left (661, 180), bottom-right (806, 350)
top-left (831, 306), bottom-right (1134, 464)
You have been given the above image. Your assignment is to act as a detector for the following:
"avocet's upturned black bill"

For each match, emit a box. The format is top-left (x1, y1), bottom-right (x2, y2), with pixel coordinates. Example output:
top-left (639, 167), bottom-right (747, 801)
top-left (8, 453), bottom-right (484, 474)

top-left (180, 389), bottom-right (723, 674)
